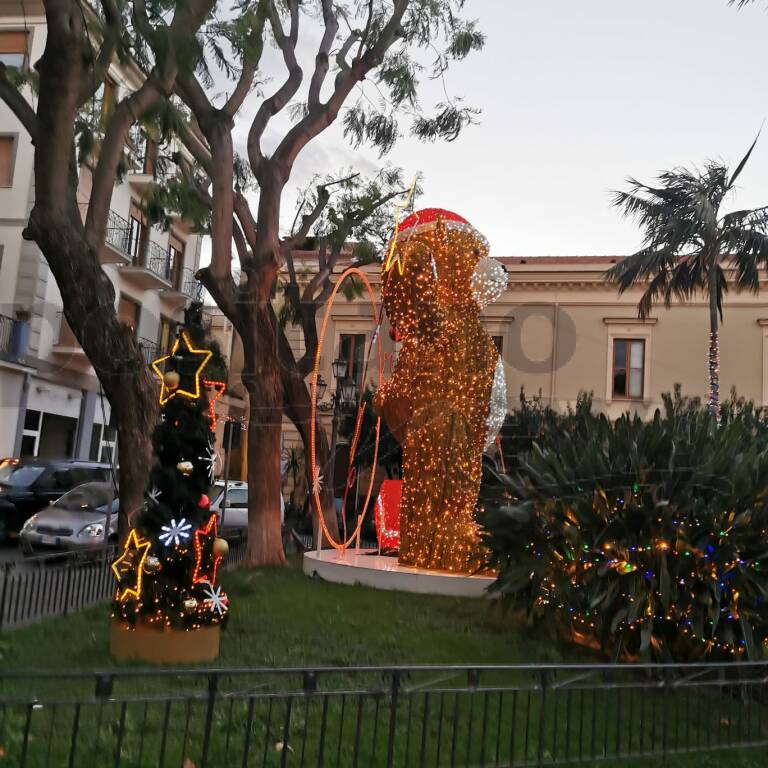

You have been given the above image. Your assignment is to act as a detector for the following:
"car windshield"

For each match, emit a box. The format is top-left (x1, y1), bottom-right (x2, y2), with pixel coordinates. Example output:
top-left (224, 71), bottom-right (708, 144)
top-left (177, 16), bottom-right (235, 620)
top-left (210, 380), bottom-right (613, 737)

top-left (54, 482), bottom-right (115, 511)
top-left (0, 465), bottom-right (45, 487)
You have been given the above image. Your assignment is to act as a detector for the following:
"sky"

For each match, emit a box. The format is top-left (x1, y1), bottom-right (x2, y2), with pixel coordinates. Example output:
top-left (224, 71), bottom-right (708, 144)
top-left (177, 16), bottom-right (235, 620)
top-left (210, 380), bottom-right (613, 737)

top-left (213, 0), bottom-right (768, 260)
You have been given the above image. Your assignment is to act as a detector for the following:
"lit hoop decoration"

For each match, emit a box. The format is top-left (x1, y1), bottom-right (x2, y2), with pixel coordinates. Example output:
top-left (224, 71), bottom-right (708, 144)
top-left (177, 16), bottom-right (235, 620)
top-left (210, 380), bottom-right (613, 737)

top-left (310, 267), bottom-right (383, 551)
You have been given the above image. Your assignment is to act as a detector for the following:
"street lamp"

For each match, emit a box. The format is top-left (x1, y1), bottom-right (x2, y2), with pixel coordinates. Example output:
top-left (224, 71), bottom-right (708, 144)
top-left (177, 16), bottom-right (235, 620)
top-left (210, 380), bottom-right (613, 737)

top-left (331, 356), bottom-right (347, 381)
top-left (321, 356), bottom-right (357, 532)
top-left (315, 374), bottom-right (328, 402)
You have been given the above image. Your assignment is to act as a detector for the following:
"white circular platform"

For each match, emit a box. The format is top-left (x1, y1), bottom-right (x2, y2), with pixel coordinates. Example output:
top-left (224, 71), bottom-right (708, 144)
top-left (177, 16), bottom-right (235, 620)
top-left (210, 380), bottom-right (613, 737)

top-left (303, 550), bottom-right (494, 598)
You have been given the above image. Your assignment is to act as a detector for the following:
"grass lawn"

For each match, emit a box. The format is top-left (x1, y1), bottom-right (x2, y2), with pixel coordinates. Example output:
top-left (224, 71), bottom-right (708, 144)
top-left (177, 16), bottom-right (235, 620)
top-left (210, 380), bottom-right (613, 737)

top-left (0, 560), bottom-right (764, 767)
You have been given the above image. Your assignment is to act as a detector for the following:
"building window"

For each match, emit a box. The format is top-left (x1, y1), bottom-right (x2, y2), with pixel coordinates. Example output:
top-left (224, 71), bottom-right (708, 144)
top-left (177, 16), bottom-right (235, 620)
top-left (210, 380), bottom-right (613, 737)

top-left (127, 202), bottom-right (146, 263)
top-left (168, 233), bottom-right (185, 288)
top-left (118, 294), bottom-right (141, 337)
top-left (491, 335), bottom-right (504, 355)
top-left (338, 333), bottom-right (366, 384)
top-left (612, 339), bottom-right (645, 399)
top-left (0, 30), bottom-right (29, 69)
top-left (20, 409), bottom-right (41, 456)
top-left (158, 315), bottom-right (176, 354)
top-left (0, 135), bottom-right (16, 187)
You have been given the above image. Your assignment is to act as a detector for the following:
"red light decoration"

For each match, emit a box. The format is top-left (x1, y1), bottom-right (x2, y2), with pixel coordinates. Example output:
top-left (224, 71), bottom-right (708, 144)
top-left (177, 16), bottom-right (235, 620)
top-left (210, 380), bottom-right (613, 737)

top-left (193, 513), bottom-right (221, 585)
top-left (204, 380), bottom-right (226, 429)
top-left (198, 493), bottom-right (210, 509)
top-left (375, 479), bottom-right (401, 551)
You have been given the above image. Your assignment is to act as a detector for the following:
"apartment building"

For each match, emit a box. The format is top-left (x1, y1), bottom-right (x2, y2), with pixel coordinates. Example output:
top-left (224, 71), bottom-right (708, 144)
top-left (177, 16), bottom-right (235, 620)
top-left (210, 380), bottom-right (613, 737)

top-left (0, 10), bottom-right (202, 460)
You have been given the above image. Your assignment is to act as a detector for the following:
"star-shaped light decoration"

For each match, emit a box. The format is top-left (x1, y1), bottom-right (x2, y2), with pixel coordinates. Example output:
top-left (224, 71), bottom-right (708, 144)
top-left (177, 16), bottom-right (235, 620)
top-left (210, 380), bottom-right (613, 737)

top-left (383, 176), bottom-right (418, 276)
top-left (147, 486), bottom-right (162, 505)
top-left (111, 529), bottom-right (151, 601)
top-left (203, 380), bottom-right (226, 429)
top-left (159, 517), bottom-right (193, 547)
top-left (198, 442), bottom-right (217, 484)
top-left (151, 330), bottom-right (213, 406)
top-left (312, 466), bottom-right (324, 496)
top-left (201, 581), bottom-right (229, 616)
top-left (193, 513), bottom-right (222, 584)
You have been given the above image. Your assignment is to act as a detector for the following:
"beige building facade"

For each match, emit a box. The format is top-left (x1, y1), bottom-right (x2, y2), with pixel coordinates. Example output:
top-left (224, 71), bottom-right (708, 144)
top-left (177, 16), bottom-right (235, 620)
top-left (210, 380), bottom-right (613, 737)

top-left (280, 254), bottom-right (768, 457)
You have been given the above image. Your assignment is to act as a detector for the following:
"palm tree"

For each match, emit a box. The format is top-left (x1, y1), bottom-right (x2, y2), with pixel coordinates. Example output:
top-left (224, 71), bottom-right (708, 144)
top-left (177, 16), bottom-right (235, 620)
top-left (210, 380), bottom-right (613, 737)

top-left (607, 138), bottom-right (768, 418)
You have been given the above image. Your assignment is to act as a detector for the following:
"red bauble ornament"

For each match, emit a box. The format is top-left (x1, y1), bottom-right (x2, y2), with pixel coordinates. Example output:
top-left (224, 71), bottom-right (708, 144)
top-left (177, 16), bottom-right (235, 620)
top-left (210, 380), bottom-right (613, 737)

top-left (389, 325), bottom-right (401, 342)
top-left (198, 494), bottom-right (210, 509)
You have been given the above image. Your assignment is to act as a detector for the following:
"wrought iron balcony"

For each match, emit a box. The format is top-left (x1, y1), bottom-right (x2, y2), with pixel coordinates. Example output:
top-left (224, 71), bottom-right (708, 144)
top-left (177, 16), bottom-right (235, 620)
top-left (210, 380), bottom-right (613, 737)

top-left (103, 209), bottom-right (134, 262)
top-left (137, 336), bottom-right (160, 366)
top-left (0, 314), bottom-right (29, 363)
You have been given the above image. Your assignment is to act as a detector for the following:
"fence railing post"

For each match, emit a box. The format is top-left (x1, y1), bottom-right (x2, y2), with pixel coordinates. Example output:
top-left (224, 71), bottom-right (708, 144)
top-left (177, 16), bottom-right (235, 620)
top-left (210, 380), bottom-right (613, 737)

top-left (537, 670), bottom-right (548, 767)
top-left (61, 561), bottom-right (74, 617)
top-left (0, 562), bottom-right (10, 630)
top-left (386, 670), bottom-right (401, 768)
top-left (200, 673), bottom-right (219, 768)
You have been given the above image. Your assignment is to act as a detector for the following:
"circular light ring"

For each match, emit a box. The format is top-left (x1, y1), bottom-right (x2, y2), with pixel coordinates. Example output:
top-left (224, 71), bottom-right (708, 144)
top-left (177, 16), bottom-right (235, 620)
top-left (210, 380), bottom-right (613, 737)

top-left (310, 267), bottom-right (383, 551)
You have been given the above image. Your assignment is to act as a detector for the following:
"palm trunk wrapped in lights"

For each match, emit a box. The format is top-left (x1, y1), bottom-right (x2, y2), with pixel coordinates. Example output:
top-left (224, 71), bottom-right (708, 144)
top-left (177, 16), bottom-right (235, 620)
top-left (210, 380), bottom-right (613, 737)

top-left (708, 329), bottom-right (720, 421)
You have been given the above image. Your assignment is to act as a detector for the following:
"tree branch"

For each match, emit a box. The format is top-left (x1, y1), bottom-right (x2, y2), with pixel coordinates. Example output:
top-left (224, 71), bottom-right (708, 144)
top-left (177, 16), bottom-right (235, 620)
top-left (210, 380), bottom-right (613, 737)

top-left (77, 0), bottom-right (121, 105)
top-left (307, 0), bottom-right (338, 109)
top-left (273, 0), bottom-right (410, 172)
top-left (0, 64), bottom-right (38, 142)
top-left (247, 0), bottom-right (302, 178)
top-left (222, 0), bottom-right (270, 118)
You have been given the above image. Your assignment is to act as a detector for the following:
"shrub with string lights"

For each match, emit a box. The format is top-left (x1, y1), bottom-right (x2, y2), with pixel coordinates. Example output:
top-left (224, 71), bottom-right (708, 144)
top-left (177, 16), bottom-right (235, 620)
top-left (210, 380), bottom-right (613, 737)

top-left (480, 392), bottom-right (768, 661)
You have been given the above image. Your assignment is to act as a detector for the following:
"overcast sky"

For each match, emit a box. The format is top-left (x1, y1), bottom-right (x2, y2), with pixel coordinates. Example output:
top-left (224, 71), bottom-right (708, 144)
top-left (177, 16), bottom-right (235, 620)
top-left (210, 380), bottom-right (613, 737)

top-left (217, 0), bottom-right (768, 259)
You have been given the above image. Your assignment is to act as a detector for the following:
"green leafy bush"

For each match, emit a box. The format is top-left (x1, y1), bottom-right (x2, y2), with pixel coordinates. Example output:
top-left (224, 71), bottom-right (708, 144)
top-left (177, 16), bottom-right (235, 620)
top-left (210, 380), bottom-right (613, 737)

top-left (480, 392), bottom-right (768, 662)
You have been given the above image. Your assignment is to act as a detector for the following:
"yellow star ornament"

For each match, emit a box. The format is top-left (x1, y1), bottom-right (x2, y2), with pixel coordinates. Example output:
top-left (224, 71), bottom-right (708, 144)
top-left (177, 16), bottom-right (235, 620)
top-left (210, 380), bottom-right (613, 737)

top-left (151, 330), bottom-right (213, 406)
top-left (112, 529), bottom-right (151, 602)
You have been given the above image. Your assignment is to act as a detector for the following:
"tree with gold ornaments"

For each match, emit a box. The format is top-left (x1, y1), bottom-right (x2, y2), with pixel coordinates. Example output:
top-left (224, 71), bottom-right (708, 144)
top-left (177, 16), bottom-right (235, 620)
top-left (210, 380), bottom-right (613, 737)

top-left (111, 304), bottom-right (230, 637)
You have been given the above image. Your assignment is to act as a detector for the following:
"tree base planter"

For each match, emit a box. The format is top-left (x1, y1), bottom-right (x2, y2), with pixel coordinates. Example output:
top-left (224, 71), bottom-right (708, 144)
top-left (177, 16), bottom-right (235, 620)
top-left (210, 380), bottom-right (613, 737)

top-left (110, 620), bottom-right (220, 663)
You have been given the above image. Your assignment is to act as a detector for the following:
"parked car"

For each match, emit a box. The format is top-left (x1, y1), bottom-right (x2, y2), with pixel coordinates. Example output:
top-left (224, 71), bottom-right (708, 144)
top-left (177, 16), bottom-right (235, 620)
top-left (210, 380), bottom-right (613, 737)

top-left (0, 459), bottom-right (113, 542)
top-left (19, 481), bottom-right (118, 555)
top-left (209, 480), bottom-right (285, 539)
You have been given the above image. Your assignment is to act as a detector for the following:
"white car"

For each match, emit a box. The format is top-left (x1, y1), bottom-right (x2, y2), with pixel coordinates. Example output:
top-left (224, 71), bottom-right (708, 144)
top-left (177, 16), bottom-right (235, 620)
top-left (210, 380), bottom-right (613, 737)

top-left (209, 481), bottom-right (284, 538)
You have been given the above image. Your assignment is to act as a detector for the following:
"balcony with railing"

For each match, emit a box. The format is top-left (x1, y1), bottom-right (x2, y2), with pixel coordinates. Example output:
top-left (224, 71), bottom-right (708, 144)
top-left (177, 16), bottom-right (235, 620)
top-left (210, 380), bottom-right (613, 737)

top-left (0, 313), bottom-right (30, 365)
top-left (119, 238), bottom-right (174, 290)
top-left (102, 210), bottom-right (134, 264)
top-left (137, 336), bottom-right (160, 365)
top-left (161, 267), bottom-right (202, 304)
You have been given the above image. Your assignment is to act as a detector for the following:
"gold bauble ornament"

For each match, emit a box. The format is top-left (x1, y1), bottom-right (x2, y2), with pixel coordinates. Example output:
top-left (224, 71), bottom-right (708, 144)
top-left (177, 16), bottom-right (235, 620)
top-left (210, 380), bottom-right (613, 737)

top-left (213, 537), bottom-right (229, 558)
top-left (183, 598), bottom-right (198, 614)
top-left (143, 555), bottom-right (161, 574)
top-left (176, 460), bottom-right (194, 476)
top-left (163, 370), bottom-right (181, 390)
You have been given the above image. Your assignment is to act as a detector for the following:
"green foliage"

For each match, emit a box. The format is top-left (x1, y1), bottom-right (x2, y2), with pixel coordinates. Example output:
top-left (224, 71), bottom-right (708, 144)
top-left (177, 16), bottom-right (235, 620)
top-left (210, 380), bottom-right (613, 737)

top-left (339, 388), bottom-right (402, 478)
top-left (480, 391), bottom-right (768, 662)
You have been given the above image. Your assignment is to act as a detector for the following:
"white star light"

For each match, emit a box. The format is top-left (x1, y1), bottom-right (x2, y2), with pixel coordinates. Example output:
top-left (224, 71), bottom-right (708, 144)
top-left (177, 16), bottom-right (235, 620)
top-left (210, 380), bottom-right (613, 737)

top-left (201, 581), bottom-right (229, 616)
top-left (197, 443), bottom-right (216, 483)
top-left (312, 467), bottom-right (324, 496)
top-left (147, 486), bottom-right (162, 505)
top-left (159, 517), bottom-right (193, 547)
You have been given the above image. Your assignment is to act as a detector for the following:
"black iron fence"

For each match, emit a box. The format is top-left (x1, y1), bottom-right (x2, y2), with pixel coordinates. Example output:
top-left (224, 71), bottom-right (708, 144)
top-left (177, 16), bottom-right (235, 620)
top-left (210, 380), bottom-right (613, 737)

top-left (0, 662), bottom-right (766, 767)
top-left (0, 537), bottom-right (250, 631)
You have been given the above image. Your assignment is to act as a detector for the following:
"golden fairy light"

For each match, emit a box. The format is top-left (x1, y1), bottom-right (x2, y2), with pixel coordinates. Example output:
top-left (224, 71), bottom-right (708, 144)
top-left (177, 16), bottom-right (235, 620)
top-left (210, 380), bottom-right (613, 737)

top-left (375, 208), bottom-right (505, 573)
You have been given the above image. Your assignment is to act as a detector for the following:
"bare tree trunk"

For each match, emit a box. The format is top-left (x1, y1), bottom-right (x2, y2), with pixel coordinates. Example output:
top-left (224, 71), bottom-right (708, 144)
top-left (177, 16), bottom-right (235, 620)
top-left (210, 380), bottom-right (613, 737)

top-left (25, 1), bottom-right (157, 541)
top-left (240, 293), bottom-right (287, 566)
top-left (27, 215), bottom-right (157, 541)
top-left (708, 288), bottom-right (720, 422)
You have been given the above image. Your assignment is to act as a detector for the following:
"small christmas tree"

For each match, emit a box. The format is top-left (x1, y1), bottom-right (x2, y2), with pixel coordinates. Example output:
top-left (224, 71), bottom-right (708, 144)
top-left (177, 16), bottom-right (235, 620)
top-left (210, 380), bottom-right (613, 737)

top-left (111, 304), bottom-right (230, 639)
